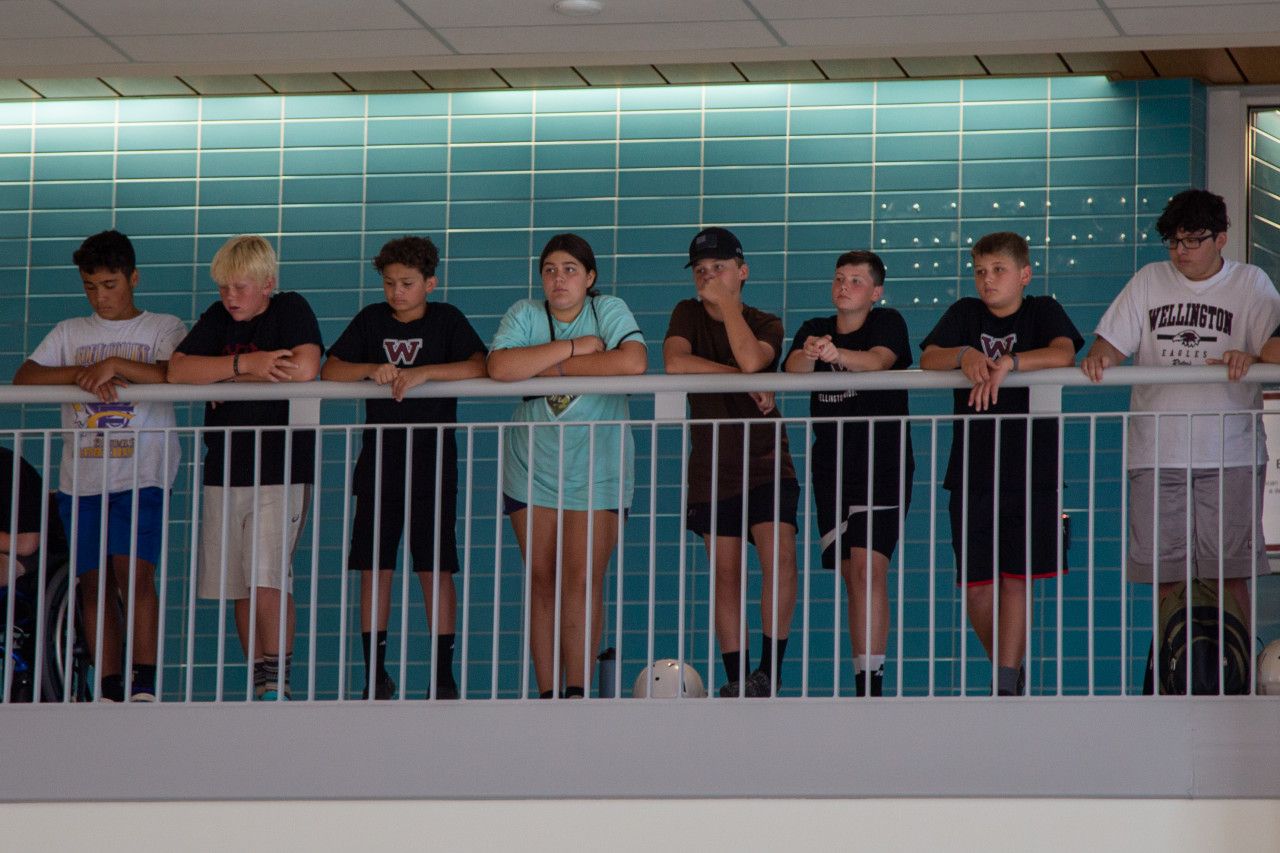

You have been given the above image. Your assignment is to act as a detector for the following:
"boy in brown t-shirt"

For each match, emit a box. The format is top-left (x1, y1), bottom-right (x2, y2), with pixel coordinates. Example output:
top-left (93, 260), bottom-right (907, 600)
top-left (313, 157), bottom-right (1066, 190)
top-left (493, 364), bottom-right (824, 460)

top-left (663, 227), bottom-right (799, 698)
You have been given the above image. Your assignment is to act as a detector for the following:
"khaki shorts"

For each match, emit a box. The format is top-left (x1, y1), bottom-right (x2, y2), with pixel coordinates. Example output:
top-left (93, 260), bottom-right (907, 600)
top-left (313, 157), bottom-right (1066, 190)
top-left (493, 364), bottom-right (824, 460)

top-left (197, 484), bottom-right (310, 599)
top-left (1127, 466), bottom-right (1266, 584)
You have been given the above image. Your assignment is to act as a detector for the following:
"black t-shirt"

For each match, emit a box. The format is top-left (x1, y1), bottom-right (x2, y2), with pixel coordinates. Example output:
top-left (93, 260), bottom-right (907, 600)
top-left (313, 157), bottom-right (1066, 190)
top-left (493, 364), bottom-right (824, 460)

top-left (0, 447), bottom-right (44, 536)
top-left (920, 295), bottom-right (1083, 492)
top-left (176, 291), bottom-right (324, 487)
top-left (786, 309), bottom-right (914, 502)
top-left (327, 301), bottom-right (486, 498)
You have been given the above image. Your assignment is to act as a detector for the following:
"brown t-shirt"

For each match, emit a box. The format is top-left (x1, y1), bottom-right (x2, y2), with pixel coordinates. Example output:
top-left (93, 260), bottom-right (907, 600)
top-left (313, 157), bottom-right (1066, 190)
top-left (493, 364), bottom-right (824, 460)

top-left (665, 298), bottom-right (796, 503)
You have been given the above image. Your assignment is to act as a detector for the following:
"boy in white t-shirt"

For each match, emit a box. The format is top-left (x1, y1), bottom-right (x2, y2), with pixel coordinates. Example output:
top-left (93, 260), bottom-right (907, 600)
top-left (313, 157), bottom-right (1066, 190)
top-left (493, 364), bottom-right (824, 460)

top-left (1082, 189), bottom-right (1280, 638)
top-left (14, 230), bottom-right (186, 701)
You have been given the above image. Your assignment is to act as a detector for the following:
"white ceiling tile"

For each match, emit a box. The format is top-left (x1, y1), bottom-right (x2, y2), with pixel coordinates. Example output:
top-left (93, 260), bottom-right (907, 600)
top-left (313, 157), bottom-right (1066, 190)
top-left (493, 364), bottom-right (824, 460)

top-left (751, 0), bottom-right (1096, 16)
top-left (403, 0), bottom-right (755, 28)
top-left (0, 36), bottom-right (125, 68)
top-left (112, 30), bottom-right (452, 64)
top-left (774, 10), bottom-right (1117, 46)
top-left (0, 0), bottom-right (93, 37)
top-left (440, 21), bottom-right (779, 54)
top-left (58, 0), bottom-right (419, 35)
top-left (1114, 6), bottom-right (1280, 36)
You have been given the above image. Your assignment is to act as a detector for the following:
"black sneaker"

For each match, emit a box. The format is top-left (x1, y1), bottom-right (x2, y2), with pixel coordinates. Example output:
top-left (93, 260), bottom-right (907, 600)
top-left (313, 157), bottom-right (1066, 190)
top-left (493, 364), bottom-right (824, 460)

top-left (362, 673), bottom-right (396, 700)
top-left (744, 668), bottom-right (774, 697)
top-left (718, 680), bottom-right (743, 698)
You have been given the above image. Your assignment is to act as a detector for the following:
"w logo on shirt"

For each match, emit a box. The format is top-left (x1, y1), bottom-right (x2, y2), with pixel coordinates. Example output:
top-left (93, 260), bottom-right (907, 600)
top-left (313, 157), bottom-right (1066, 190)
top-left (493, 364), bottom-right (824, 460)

top-left (382, 338), bottom-right (422, 365)
top-left (980, 333), bottom-right (1016, 359)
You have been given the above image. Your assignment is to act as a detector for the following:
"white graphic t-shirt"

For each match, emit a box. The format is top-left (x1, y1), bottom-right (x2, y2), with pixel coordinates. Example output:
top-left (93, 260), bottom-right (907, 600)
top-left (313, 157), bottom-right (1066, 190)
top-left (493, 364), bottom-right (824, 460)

top-left (30, 311), bottom-right (187, 494)
top-left (1095, 258), bottom-right (1280, 468)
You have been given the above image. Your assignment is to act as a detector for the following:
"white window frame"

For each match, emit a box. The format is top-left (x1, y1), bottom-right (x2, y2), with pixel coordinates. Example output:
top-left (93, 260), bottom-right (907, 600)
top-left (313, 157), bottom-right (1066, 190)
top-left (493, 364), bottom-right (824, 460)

top-left (1207, 85), bottom-right (1280, 264)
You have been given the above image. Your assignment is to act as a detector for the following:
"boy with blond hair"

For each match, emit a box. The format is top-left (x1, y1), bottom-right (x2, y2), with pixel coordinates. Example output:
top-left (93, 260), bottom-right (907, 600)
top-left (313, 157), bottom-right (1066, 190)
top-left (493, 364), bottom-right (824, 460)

top-left (168, 235), bottom-right (323, 701)
top-left (921, 232), bottom-right (1082, 695)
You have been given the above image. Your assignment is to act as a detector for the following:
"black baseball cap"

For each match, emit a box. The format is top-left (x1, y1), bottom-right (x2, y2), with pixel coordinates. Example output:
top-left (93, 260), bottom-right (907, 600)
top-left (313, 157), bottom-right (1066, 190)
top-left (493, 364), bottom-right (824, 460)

top-left (685, 227), bottom-right (744, 268)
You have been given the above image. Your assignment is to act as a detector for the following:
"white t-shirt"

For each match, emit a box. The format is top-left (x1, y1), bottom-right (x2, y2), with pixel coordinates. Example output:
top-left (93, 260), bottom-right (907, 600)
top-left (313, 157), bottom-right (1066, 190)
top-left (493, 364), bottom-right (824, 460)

top-left (1094, 258), bottom-right (1280, 468)
top-left (30, 311), bottom-right (187, 494)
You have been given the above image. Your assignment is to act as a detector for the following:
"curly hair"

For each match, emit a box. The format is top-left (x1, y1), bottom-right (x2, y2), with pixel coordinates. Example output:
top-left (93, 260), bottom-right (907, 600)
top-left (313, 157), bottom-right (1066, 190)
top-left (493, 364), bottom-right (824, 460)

top-left (1155, 189), bottom-right (1229, 238)
top-left (373, 235), bottom-right (439, 278)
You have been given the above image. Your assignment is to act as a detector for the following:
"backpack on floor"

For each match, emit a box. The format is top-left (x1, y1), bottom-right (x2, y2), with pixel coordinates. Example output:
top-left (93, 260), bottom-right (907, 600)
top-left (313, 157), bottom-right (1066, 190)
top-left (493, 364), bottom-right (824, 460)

top-left (1154, 579), bottom-right (1251, 695)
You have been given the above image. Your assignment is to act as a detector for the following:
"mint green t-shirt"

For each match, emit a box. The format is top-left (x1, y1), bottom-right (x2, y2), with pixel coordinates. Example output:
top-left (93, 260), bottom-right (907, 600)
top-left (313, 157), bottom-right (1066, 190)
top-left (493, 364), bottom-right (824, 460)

top-left (491, 295), bottom-right (645, 510)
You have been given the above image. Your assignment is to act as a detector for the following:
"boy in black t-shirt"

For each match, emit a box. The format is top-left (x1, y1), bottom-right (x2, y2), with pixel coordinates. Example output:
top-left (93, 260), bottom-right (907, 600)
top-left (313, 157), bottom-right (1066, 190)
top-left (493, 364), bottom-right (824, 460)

top-left (168, 235), bottom-right (324, 701)
top-left (0, 446), bottom-right (45, 587)
top-left (321, 235), bottom-right (486, 701)
top-left (784, 250), bottom-right (913, 697)
top-left (920, 232), bottom-right (1082, 696)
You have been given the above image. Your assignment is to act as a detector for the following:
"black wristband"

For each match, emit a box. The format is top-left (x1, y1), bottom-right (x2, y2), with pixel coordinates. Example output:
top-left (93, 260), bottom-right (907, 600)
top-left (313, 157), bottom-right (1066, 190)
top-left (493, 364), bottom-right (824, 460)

top-left (232, 353), bottom-right (241, 377)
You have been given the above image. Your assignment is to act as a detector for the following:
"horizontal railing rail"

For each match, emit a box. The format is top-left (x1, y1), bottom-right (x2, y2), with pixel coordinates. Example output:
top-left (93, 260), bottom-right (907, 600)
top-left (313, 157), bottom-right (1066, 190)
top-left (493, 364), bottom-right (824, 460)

top-left (0, 364), bottom-right (1276, 404)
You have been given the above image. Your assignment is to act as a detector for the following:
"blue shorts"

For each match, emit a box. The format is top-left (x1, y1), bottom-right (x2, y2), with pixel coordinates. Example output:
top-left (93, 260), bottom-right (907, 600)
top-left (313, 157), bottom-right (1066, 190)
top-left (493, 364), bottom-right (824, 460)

top-left (56, 487), bottom-right (165, 576)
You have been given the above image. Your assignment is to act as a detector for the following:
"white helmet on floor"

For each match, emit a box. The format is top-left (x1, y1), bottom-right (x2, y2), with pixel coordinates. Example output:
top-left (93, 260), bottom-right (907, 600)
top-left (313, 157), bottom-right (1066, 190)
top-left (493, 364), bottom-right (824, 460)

top-left (1257, 639), bottom-right (1280, 695)
top-left (632, 659), bottom-right (706, 698)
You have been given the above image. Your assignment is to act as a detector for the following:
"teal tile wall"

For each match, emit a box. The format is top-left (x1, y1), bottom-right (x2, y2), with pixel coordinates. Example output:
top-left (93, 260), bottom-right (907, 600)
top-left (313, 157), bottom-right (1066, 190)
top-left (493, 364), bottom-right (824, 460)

top-left (0, 78), bottom-right (1209, 699)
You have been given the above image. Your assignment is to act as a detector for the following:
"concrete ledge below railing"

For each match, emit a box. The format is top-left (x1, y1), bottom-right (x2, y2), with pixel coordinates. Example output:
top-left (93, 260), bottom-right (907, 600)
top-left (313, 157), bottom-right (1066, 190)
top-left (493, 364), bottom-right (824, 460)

top-left (4, 696), bottom-right (1279, 802)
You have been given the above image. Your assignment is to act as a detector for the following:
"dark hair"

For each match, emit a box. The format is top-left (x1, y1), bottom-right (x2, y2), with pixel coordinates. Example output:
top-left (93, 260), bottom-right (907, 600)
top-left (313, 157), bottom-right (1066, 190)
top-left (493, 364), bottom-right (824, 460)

top-left (1155, 189), bottom-right (1229, 238)
top-left (72, 230), bottom-right (136, 276)
top-left (835, 250), bottom-right (886, 288)
top-left (971, 231), bottom-right (1031, 268)
top-left (539, 232), bottom-right (600, 297)
top-left (373, 235), bottom-right (439, 278)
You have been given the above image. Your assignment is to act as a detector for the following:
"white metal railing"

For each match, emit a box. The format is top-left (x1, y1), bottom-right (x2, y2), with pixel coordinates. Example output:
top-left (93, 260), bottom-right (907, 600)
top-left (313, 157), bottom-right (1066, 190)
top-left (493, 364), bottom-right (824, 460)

top-left (1, 364), bottom-right (1276, 704)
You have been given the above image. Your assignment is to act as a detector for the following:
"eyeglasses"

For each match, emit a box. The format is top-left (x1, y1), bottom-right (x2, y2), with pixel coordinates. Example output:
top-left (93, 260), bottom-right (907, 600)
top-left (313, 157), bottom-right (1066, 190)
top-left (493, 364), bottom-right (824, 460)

top-left (1161, 232), bottom-right (1217, 250)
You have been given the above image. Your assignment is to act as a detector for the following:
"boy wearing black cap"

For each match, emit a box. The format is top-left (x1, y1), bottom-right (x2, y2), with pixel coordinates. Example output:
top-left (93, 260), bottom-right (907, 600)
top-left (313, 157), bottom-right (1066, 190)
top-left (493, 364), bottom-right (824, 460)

top-left (664, 227), bottom-right (799, 698)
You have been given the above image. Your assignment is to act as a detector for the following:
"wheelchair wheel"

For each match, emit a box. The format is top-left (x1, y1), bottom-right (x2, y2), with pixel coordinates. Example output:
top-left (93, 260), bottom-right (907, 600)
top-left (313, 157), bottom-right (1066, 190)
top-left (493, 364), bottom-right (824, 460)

top-left (40, 563), bottom-right (92, 702)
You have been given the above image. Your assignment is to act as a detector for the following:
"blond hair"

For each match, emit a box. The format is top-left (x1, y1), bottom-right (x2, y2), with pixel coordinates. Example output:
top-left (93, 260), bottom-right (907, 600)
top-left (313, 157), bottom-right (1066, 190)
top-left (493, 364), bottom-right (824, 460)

top-left (210, 235), bottom-right (277, 286)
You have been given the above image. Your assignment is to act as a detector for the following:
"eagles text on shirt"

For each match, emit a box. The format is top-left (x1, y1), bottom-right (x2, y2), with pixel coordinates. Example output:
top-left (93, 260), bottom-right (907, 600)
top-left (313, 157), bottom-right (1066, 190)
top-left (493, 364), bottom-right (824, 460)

top-left (1148, 303), bottom-right (1233, 363)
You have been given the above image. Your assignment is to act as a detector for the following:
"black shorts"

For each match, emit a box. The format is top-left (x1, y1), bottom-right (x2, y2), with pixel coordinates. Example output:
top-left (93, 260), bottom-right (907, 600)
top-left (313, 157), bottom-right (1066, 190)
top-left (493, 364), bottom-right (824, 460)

top-left (812, 469), bottom-right (913, 569)
top-left (686, 479), bottom-right (800, 540)
top-left (347, 490), bottom-right (460, 574)
top-left (948, 488), bottom-right (1064, 586)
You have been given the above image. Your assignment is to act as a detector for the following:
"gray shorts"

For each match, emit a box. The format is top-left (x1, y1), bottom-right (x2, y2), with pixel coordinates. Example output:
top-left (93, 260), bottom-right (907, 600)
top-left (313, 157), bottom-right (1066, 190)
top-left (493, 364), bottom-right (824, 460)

top-left (1126, 466), bottom-right (1266, 584)
top-left (197, 484), bottom-right (311, 599)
